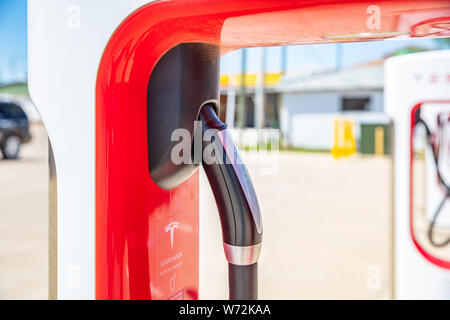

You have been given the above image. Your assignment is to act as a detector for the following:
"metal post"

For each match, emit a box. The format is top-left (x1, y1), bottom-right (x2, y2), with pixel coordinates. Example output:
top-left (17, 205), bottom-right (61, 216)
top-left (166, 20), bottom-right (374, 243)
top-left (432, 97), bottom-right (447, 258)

top-left (254, 47), bottom-right (266, 129)
top-left (236, 49), bottom-right (247, 128)
top-left (225, 75), bottom-right (236, 127)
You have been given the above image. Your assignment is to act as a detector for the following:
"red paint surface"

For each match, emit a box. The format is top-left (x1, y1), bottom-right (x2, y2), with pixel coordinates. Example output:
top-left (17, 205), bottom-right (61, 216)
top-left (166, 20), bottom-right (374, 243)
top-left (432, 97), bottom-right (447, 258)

top-left (96, 0), bottom-right (450, 300)
top-left (409, 101), bottom-right (450, 270)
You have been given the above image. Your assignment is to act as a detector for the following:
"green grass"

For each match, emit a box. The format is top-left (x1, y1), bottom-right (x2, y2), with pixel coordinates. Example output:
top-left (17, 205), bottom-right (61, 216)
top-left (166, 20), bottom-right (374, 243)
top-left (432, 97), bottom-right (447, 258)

top-left (0, 83), bottom-right (29, 96)
top-left (241, 142), bottom-right (330, 154)
top-left (284, 146), bottom-right (330, 153)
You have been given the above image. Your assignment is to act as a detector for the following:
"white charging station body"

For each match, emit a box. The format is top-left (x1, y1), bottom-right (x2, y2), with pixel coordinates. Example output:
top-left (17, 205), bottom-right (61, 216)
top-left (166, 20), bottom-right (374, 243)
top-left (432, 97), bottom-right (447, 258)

top-left (385, 50), bottom-right (450, 299)
top-left (28, 0), bottom-right (155, 300)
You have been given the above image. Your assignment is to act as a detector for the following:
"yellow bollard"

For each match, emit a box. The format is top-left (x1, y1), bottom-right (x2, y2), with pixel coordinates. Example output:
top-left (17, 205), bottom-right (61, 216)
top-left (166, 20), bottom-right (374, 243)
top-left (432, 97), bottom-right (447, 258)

top-left (374, 126), bottom-right (384, 156)
top-left (331, 117), bottom-right (356, 158)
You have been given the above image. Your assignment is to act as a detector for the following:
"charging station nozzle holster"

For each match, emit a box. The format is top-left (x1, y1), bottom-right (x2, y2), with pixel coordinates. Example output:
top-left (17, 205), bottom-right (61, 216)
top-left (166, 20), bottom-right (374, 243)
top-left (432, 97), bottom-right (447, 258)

top-left (147, 43), bottom-right (262, 300)
top-left (148, 43), bottom-right (220, 189)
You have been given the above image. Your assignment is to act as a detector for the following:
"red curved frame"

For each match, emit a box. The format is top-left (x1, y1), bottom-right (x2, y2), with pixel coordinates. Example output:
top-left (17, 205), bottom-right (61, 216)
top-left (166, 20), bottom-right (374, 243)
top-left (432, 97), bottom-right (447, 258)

top-left (409, 101), bottom-right (450, 270)
top-left (96, 0), bottom-right (450, 299)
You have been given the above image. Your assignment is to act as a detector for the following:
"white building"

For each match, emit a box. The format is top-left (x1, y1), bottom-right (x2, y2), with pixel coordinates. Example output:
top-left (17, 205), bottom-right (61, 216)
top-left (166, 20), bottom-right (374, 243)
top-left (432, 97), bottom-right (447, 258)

top-left (277, 61), bottom-right (390, 150)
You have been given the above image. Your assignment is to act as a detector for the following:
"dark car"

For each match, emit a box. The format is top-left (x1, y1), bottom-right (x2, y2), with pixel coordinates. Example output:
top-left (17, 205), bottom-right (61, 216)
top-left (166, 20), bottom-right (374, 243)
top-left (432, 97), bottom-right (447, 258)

top-left (0, 101), bottom-right (32, 159)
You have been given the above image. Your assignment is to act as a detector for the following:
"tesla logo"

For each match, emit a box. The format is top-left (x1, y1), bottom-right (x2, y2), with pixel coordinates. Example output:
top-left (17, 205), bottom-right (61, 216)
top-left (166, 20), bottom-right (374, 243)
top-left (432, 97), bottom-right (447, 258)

top-left (165, 222), bottom-right (179, 250)
top-left (414, 73), bottom-right (450, 85)
top-left (66, 4), bottom-right (81, 30)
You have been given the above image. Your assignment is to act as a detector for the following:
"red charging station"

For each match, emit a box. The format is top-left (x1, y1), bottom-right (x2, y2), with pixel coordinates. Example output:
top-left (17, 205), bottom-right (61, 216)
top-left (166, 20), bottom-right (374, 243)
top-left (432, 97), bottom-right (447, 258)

top-left (28, 0), bottom-right (450, 300)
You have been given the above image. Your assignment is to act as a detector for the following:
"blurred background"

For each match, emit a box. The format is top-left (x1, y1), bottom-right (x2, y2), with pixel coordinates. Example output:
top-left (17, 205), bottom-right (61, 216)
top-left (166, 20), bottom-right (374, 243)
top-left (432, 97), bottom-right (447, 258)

top-left (0, 0), bottom-right (449, 299)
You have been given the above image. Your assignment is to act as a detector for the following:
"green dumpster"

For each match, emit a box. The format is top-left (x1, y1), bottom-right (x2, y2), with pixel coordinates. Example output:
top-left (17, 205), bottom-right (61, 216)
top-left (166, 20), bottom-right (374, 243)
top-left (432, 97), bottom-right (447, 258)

top-left (359, 123), bottom-right (391, 155)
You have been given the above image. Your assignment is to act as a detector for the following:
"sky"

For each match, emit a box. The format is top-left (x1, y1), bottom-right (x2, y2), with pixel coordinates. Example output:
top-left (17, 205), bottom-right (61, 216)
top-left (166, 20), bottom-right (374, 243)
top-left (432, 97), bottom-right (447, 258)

top-left (0, 0), bottom-right (27, 84)
top-left (0, 0), bottom-right (444, 84)
top-left (221, 38), bottom-right (440, 75)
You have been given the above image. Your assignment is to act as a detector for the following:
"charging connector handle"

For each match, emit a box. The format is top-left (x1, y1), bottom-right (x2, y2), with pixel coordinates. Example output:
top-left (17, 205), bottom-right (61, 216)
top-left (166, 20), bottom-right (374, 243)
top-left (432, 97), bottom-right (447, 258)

top-left (199, 103), bottom-right (263, 299)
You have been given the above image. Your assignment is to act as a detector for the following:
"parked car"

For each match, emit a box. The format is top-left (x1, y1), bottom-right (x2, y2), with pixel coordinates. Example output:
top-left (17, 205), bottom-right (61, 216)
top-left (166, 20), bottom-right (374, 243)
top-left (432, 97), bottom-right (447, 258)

top-left (0, 101), bottom-right (32, 159)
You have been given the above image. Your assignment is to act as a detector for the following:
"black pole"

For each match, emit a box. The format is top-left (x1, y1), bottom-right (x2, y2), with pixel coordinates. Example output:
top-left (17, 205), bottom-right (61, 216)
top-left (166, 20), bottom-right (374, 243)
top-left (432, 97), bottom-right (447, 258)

top-left (228, 263), bottom-right (258, 300)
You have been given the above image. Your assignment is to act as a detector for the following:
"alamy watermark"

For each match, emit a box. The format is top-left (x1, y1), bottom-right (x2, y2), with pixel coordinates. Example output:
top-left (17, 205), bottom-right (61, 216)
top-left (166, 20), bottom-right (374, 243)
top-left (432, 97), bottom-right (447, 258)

top-left (170, 121), bottom-right (280, 175)
top-left (366, 5), bottom-right (381, 30)
top-left (366, 264), bottom-right (381, 291)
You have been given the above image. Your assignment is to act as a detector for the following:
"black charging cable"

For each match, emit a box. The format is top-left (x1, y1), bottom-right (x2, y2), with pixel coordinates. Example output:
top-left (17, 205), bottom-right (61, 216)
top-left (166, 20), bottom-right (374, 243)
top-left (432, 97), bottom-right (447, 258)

top-left (414, 109), bottom-right (450, 247)
top-left (199, 103), bottom-right (262, 299)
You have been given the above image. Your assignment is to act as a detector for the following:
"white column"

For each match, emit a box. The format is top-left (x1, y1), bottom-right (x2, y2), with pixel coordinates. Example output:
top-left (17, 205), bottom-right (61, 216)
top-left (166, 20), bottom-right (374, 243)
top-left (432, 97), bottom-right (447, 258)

top-left (254, 47), bottom-right (266, 129)
top-left (225, 76), bottom-right (236, 127)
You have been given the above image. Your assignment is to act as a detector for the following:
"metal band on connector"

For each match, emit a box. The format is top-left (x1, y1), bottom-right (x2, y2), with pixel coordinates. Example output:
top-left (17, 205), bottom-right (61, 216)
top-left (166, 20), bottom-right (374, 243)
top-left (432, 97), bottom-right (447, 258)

top-left (223, 242), bottom-right (262, 266)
